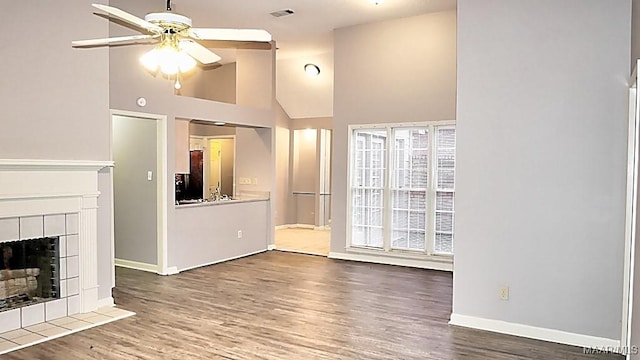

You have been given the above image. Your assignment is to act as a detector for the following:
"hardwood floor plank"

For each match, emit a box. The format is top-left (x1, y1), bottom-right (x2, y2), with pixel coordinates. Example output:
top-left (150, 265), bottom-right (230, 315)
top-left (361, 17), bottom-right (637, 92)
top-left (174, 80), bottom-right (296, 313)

top-left (2, 251), bottom-right (622, 359)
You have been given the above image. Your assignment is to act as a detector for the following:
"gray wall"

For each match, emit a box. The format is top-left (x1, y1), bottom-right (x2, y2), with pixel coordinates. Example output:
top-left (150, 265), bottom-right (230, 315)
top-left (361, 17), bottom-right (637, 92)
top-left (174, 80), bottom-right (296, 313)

top-left (454, 0), bottom-right (630, 340)
top-left (172, 201), bottom-right (268, 271)
top-left (634, 0), bottom-right (640, 66)
top-left (0, 1), bottom-right (113, 302)
top-left (275, 103), bottom-right (295, 226)
top-left (0, 1), bottom-right (109, 160)
top-left (331, 11), bottom-right (457, 252)
top-left (190, 123), bottom-right (238, 137)
top-left (235, 128), bottom-right (273, 194)
top-left (180, 63), bottom-right (237, 104)
top-left (293, 129), bottom-right (318, 225)
top-left (112, 116), bottom-right (158, 265)
top-left (290, 117), bottom-right (333, 130)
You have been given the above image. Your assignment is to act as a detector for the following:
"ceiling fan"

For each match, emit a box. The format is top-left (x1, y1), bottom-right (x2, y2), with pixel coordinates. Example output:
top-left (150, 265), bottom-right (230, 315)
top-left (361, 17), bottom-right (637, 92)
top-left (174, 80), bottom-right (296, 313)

top-left (72, 1), bottom-right (272, 88)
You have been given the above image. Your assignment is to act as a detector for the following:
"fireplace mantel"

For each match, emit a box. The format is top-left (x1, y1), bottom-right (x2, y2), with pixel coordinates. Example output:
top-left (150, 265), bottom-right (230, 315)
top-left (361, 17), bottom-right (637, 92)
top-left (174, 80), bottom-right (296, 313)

top-left (0, 159), bottom-right (113, 332)
top-left (0, 159), bottom-right (113, 172)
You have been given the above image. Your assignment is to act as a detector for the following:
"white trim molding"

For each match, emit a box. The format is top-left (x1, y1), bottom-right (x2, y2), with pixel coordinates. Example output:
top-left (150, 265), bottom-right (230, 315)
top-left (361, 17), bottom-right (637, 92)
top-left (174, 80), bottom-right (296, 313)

top-left (97, 297), bottom-right (115, 308)
top-left (177, 249), bottom-right (267, 273)
top-left (164, 266), bottom-right (179, 276)
top-left (449, 314), bottom-right (620, 350)
top-left (267, 244), bottom-right (277, 250)
top-left (275, 224), bottom-right (325, 230)
top-left (115, 259), bottom-right (159, 273)
top-left (328, 251), bottom-right (453, 271)
top-left (0, 159), bottom-right (113, 171)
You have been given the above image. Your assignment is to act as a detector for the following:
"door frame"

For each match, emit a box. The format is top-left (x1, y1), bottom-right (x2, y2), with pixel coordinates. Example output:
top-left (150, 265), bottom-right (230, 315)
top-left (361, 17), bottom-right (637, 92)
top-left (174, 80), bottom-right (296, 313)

top-left (109, 109), bottom-right (169, 276)
top-left (622, 61), bottom-right (639, 350)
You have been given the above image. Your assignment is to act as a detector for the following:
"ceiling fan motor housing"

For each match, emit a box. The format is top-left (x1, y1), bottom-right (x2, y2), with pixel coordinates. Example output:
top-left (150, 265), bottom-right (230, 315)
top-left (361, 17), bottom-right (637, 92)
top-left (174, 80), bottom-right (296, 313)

top-left (145, 12), bottom-right (193, 31)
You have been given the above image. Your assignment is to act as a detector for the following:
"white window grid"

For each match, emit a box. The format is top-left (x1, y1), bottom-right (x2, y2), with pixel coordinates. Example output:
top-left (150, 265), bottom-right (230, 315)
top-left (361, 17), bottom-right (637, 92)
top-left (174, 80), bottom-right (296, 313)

top-left (347, 122), bottom-right (456, 256)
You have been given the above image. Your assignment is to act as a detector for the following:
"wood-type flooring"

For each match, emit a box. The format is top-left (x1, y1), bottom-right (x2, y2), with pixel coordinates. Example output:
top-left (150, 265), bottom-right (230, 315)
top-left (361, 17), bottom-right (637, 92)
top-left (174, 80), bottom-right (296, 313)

top-left (3, 251), bottom-right (622, 359)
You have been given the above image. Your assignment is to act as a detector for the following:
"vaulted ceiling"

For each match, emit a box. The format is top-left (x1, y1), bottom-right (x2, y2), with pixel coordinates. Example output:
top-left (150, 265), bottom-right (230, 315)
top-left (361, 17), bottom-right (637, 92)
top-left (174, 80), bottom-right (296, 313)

top-left (116, 0), bottom-right (457, 118)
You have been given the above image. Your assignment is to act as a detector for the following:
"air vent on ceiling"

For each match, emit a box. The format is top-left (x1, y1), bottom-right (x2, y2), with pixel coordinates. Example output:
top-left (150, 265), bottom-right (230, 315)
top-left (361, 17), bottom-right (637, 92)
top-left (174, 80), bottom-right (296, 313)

top-left (270, 9), bottom-right (295, 18)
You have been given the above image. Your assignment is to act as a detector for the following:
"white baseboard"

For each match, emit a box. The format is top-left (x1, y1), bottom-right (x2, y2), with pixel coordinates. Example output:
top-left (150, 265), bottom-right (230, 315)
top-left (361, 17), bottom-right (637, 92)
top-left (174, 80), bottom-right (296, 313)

top-left (96, 296), bottom-right (115, 308)
top-left (267, 244), bottom-right (277, 250)
top-left (156, 266), bottom-right (179, 276)
top-left (328, 251), bottom-right (453, 271)
top-left (177, 249), bottom-right (267, 273)
top-left (278, 248), bottom-right (327, 257)
top-left (449, 313), bottom-right (620, 349)
top-left (115, 258), bottom-right (159, 273)
top-left (275, 224), bottom-right (326, 230)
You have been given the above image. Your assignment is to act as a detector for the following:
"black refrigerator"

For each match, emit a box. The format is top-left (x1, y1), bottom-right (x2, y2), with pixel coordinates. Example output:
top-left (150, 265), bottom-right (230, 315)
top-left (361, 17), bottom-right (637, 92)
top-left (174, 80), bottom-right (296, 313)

top-left (175, 150), bottom-right (203, 201)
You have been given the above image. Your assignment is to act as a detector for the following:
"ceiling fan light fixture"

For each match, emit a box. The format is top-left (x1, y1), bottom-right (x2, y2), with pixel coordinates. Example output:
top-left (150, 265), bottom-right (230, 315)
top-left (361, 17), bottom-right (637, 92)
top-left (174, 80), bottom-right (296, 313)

top-left (140, 43), bottom-right (196, 76)
top-left (140, 48), bottom-right (160, 72)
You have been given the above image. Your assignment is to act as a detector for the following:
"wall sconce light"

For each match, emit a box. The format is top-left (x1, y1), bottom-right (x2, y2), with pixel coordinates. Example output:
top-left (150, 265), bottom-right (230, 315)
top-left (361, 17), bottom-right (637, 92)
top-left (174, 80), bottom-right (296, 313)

top-left (304, 64), bottom-right (321, 77)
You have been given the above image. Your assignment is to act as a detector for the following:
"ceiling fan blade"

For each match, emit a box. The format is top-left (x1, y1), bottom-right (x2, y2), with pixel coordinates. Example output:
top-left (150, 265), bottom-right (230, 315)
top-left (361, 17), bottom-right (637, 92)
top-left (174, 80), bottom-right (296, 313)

top-left (72, 34), bottom-right (159, 47)
top-left (179, 39), bottom-right (221, 64)
top-left (92, 4), bottom-right (163, 33)
top-left (188, 28), bottom-right (272, 42)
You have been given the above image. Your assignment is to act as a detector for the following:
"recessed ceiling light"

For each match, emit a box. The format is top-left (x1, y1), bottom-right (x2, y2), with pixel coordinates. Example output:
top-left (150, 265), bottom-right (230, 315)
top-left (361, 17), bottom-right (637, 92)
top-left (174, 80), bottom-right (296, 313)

top-left (304, 64), bottom-right (320, 77)
top-left (214, 121), bottom-right (226, 126)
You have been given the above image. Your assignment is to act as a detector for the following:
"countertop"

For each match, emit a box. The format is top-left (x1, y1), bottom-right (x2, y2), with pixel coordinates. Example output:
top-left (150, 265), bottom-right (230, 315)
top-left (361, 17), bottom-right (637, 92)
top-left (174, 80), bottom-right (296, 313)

top-left (175, 197), bottom-right (268, 208)
top-left (175, 191), bottom-right (270, 209)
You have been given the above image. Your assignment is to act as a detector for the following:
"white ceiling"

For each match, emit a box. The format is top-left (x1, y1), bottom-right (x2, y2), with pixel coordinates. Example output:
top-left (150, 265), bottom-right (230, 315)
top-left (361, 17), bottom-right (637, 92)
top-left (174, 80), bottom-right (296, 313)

top-left (169, 0), bottom-right (456, 59)
top-left (106, 0), bottom-right (457, 118)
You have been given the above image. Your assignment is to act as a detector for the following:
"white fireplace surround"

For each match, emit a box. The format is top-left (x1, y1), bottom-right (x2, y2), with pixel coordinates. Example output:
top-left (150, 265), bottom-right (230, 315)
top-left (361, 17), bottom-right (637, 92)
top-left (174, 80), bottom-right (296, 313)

top-left (0, 159), bottom-right (113, 332)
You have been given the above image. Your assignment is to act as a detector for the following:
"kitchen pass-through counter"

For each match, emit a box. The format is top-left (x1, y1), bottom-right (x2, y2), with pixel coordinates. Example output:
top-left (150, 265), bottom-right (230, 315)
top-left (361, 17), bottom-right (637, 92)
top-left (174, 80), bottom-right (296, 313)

top-left (170, 191), bottom-right (271, 272)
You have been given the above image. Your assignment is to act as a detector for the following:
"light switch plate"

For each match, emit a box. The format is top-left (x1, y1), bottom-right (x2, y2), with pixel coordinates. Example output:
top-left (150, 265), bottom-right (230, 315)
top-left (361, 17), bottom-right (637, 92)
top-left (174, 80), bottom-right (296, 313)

top-left (147, 171), bottom-right (153, 181)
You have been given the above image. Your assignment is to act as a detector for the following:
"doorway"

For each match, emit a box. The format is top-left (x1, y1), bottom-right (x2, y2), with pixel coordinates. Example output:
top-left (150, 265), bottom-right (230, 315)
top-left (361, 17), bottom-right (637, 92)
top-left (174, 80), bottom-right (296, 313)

top-left (275, 128), bottom-right (332, 257)
top-left (189, 135), bottom-right (236, 200)
top-left (207, 137), bottom-right (235, 198)
top-left (110, 111), bottom-right (167, 275)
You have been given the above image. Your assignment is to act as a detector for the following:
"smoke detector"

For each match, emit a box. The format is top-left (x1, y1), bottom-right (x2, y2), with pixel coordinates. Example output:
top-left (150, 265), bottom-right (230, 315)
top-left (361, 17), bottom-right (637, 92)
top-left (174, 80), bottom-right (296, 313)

top-left (270, 9), bottom-right (295, 18)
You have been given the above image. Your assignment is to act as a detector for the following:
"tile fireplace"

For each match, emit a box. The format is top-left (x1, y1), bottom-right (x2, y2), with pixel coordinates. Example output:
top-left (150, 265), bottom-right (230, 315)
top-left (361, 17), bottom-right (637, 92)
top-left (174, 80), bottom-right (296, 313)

top-left (0, 159), bottom-right (113, 334)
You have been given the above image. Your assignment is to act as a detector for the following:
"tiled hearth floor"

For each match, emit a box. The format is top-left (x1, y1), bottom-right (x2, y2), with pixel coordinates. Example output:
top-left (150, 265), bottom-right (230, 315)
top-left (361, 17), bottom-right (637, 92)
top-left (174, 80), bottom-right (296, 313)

top-left (0, 306), bottom-right (134, 355)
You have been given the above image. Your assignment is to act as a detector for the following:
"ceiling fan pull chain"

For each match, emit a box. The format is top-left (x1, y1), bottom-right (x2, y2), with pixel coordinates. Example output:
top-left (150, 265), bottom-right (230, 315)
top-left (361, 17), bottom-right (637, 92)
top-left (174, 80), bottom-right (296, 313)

top-left (174, 72), bottom-right (182, 90)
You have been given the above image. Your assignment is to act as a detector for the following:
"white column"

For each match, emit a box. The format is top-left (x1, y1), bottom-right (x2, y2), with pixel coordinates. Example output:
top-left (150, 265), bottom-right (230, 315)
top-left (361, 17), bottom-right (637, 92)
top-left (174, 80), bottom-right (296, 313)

top-left (79, 193), bottom-right (99, 313)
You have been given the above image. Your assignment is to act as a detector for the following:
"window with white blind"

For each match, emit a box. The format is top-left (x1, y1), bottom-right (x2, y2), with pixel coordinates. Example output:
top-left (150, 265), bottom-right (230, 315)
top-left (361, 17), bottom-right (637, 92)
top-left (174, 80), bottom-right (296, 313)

top-left (349, 123), bottom-right (456, 255)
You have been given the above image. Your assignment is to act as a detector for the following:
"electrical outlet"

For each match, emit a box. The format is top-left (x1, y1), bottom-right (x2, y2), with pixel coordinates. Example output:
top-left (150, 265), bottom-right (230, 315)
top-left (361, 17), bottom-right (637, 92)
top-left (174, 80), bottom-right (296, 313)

top-left (499, 286), bottom-right (509, 301)
top-left (237, 230), bottom-right (242, 239)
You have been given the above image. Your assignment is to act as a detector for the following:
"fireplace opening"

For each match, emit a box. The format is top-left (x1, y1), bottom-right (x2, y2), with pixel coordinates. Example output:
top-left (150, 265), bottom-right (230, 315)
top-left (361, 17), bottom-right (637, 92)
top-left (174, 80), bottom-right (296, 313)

top-left (0, 237), bottom-right (60, 312)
